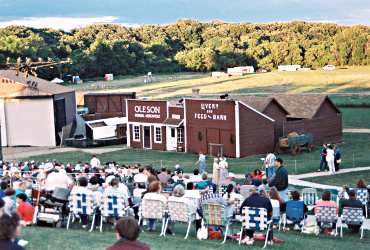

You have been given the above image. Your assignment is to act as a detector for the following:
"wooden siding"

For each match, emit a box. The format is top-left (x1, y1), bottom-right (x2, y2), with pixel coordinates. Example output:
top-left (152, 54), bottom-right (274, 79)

top-left (239, 104), bottom-right (275, 157)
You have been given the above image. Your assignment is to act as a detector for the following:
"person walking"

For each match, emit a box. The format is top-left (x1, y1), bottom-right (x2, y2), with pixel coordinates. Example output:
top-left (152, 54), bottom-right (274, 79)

top-left (318, 144), bottom-right (328, 172)
top-left (326, 144), bottom-right (335, 174)
top-left (264, 152), bottom-right (276, 180)
top-left (268, 158), bottom-right (289, 202)
top-left (195, 152), bottom-right (207, 174)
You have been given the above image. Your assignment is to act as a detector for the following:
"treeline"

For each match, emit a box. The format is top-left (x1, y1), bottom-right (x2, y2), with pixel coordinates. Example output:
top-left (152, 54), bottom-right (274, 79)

top-left (0, 20), bottom-right (369, 79)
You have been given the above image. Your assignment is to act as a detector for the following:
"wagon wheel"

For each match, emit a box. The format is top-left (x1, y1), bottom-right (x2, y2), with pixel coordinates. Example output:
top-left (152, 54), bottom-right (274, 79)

top-left (290, 145), bottom-right (298, 155)
top-left (307, 143), bottom-right (314, 152)
top-left (274, 143), bottom-right (282, 154)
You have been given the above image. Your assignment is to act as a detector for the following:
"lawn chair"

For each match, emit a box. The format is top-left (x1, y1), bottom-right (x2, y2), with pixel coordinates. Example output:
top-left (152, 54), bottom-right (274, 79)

top-left (315, 206), bottom-right (338, 236)
top-left (100, 193), bottom-right (128, 232)
top-left (361, 219), bottom-right (370, 239)
top-left (201, 202), bottom-right (230, 244)
top-left (356, 189), bottom-right (368, 218)
top-left (270, 199), bottom-right (282, 230)
top-left (238, 207), bottom-right (273, 248)
top-left (218, 185), bottom-right (228, 197)
top-left (302, 188), bottom-right (317, 211)
top-left (138, 198), bottom-right (167, 236)
top-left (339, 207), bottom-right (364, 238)
top-left (66, 192), bottom-right (96, 231)
top-left (164, 200), bottom-right (196, 239)
top-left (283, 200), bottom-right (305, 232)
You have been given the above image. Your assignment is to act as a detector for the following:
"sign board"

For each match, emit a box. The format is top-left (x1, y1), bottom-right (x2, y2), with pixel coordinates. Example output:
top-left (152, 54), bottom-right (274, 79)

top-left (127, 100), bottom-right (167, 123)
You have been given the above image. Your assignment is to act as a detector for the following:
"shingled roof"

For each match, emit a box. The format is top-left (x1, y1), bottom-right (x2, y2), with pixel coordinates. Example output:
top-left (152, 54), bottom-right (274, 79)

top-left (273, 94), bottom-right (337, 119)
top-left (0, 70), bottom-right (74, 97)
top-left (237, 95), bottom-right (289, 114)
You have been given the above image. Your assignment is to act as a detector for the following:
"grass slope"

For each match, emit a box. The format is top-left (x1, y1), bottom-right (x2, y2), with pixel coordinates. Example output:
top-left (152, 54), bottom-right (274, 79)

top-left (23, 134), bottom-right (370, 175)
top-left (74, 67), bottom-right (370, 105)
top-left (23, 224), bottom-right (370, 250)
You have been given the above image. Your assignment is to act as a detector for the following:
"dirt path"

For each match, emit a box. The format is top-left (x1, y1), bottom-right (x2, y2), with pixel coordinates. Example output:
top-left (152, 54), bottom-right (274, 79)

top-left (343, 128), bottom-right (370, 133)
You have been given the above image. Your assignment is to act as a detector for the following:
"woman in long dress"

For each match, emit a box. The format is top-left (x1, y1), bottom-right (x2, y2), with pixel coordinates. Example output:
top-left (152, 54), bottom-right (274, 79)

top-left (212, 157), bottom-right (220, 185)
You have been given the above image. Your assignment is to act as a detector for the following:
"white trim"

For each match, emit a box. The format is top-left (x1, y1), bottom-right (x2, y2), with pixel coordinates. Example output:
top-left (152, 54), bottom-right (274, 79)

top-left (238, 101), bottom-right (275, 122)
top-left (183, 99), bottom-right (187, 152)
top-left (127, 121), bottom-right (164, 126)
top-left (142, 125), bottom-right (152, 149)
top-left (235, 101), bottom-right (240, 158)
top-left (132, 125), bottom-right (141, 142)
top-left (125, 99), bottom-right (130, 147)
top-left (154, 125), bottom-right (162, 143)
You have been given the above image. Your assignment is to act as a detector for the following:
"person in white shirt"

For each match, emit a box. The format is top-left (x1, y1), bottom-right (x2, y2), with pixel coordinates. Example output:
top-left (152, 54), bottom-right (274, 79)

top-left (264, 153), bottom-right (276, 180)
top-left (326, 144), bottom-right (335, 174)
top-left (189, 169), bottom-right (203, 184)
top-left (134, 167), bottom-right (148, 184)
top-left (44, 170), bottom-right (73, 191)
top-left (90, 155), bottom-right (101, 169)
top-left (171, 169), bottom-right (188, 187)
top-left (195, 152), bottom-right (207, 174)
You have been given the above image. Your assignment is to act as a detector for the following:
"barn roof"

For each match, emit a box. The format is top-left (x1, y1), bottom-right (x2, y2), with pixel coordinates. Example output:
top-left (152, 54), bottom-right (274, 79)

top-left (0, 70), bottom-right (74, 97)
top-left (273, 94), bottom-right (337, 119)
top-left (236, 96), bottom-right (289, 114)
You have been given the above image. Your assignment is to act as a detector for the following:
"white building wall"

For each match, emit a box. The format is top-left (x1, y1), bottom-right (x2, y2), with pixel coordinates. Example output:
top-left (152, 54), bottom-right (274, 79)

top-left (0, 99), bottom-right (7, 146)
top-left (4, 98), bottom-right (56, 146)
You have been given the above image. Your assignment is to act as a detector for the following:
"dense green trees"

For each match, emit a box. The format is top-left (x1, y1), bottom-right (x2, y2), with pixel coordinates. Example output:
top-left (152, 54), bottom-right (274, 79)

top-left (0, 21), bottom-right (369, 79)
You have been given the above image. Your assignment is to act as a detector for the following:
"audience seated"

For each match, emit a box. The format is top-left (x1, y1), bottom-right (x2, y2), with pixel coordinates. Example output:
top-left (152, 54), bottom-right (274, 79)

top-left (0, 213), bottom-right (25, 250)
top-left (339, 190), bottom-right (366, 233)
top-left (16, 193), bottom-right (34, 226)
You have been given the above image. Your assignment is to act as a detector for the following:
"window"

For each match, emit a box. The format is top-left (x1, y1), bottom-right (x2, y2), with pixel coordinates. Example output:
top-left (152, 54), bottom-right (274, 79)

top-left (177, 128), bottom-right (183, 143)
top-left (133, 125), bottom-right (140, 141)
top-left (154, 126), bottom-right (162, 143)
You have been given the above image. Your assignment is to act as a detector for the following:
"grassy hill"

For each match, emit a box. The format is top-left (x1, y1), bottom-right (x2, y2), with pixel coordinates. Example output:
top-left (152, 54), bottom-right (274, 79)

top-left (74, 66), bottom-right (370, 105)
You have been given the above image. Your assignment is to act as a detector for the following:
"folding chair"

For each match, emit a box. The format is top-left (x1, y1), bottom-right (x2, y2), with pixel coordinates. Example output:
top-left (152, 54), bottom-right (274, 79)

top-left (283, 200), bottom-right (305, 232)
top-left (66, 192), bottom-right (96, 231)
top-left (356, 189), bottom-right (368, 218)
top-left (164, 200), bottom-right (196, 239)
top-left (202, 202), bottom-right (230, 244)
top-left (270, 199), bottom-right (282, 230)
top-left (138, 198), bottom-right (167, 236)
top-left (361, 219), bottom-right (370, 239)
top-left (302, 188), bottom-right (317, 211)
top-left (100, 194), bottom-right (128, 232)
top-left (340, 207), bottom-right (364, 238)
top-left (218, 185), bottom-right (228, 197)
top-left (239, 207), bottom-right (273, 248)
top-left (315, 206), bottom-right (338, 236)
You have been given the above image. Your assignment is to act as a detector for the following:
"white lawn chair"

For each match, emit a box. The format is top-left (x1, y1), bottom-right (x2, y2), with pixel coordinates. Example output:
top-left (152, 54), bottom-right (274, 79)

top-left (315, 206), bottom-right (338, 236)
top-left (356, 189), bottom-right (368, 218)
top-left (302, 188), bottom-right (318, 211)
top-left (202, 202), bottom-right (230, 244)
top-left (361, 219), bottom-right (370, 239)
top-left (100, 193), bottom-right (129, 232)
top-left (164, 200), bottom-right (196, 239)
top-left (339, 207), bottom-right (364, 238)
top-left (66, 192), bottom-right (96, 232)
top-left (138, 198), bottom-right (167, 236)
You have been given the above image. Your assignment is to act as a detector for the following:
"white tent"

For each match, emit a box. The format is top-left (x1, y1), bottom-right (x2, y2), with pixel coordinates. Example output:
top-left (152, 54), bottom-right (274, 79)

top-left (51, 78), bottom-right (64, 84)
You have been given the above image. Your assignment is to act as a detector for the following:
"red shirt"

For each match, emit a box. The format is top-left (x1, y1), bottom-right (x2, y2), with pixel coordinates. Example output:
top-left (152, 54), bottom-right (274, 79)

top-left (106, 239), bottom-right (150, 250)
top-left (17, 201), bottom-right (35, 223)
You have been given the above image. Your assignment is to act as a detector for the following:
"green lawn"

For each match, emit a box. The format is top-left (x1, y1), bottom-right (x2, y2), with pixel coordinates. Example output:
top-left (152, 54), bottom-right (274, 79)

top-left (23, 133), bottom-right (370, 175)
top-left (341, 107), bottom-right (370, 128)
top-left (305, 170), bottom-right (370, 188)
top-left (22, 223), bottom-right (370, 250)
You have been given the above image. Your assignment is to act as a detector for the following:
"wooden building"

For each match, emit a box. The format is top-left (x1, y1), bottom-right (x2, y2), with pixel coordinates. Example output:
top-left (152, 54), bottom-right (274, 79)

top-left (273, 94), bottom-right (342, 145)
top-left (184, 98), bottom-right (275, 157)
top-left (0, 70), bottom-right (76, 146)
top-left (84, 92), bottom-right (136, 120)
top-left (238, 96), bottom-right (289, 138)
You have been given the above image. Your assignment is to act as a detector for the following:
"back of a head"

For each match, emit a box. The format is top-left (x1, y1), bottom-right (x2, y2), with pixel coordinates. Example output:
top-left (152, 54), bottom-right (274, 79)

top-left (0, 213), bottom-right (20, 240)
top-left (16, 193), bottom-right (27, 202)
top-left (148, 181), bottom-right (161, 193)
top-left (115, 217), bottom-right (140, 241)
top-left (322, 191), bottom-right (331, 201)
top-left (161, 167), bottom-right (166, 173)
top-left (193, 169), bottom-right (199, 175)
top-left (110, 178), bottom-right (119, 188)
top-left (78, 177), bottom-right (88, 187)
top-left (173, 185), bottom-right (185, 197)
top-left (291, 191), bottom-right (300, 201)
top-left (138, 167), bottom-right (144, 173)
top-left (201, 173), bottom-right (208, 180)
top-left (357, 179), bottom-right (366, 189)
top-left (348, 190), bottom-right (357, 200)
top-left (187, 182), bottom-right (194, 190)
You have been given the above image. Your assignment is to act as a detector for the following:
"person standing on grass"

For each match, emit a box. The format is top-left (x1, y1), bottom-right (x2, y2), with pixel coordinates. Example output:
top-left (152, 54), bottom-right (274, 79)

top-left (268, 158), bottom-right (289, 202)
top-left (195, 151), bottom-right (207, 174)
top-left (212, 157), bottom-right (220, 185)
top-left (326, 144), bottom-right (336, 174)
top-left (106, 216), bottom-right (150, 250)
top-left (264, 152), bottom-right (276, 180)
top-left (90, 154), bottom-right (101, 169)
top-left (318, 144), bottom-right (328, 172)
top-left (334, 145), bottom-right (342, 172)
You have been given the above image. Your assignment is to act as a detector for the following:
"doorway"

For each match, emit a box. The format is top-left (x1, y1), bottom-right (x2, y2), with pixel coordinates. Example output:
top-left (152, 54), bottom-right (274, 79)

top-left (143, 126), bottom-right (151, 149)
top-left (166, 127), bottom-right (177, 151)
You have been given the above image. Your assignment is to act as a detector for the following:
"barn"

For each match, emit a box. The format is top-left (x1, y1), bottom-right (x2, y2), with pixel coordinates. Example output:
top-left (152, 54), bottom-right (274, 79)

top-left (237, 96), bottom-right (289, 138)
top-left (0, 70), bottom-right (76, 147)
top-left (184, 98), bottom-right (275, 158)
top-left (273, 94), bottom-right (342, 145)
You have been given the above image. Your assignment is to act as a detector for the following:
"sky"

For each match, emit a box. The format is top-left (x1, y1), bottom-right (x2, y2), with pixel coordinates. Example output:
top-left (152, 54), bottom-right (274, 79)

top-left (0, 0), bottom-right (369, 30)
